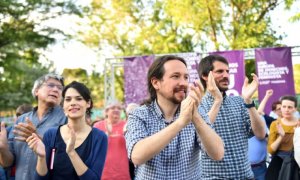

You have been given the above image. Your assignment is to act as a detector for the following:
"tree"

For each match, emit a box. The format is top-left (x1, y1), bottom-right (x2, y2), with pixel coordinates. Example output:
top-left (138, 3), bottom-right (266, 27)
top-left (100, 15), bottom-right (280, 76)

top-left (0, 0), bottom-right (82, 111)
top-left (284, 0), bottom-right (300, 22)
top-left (62, 68), bottom-right (103, 107)
top-left (81, 0), bottom-right (294, 54)
top-left (79, 0), bottom-right (297, 101)
top-left (80, 0), bottom-right (196, 56)
top-left (294, 64), bottom-right (300, 94)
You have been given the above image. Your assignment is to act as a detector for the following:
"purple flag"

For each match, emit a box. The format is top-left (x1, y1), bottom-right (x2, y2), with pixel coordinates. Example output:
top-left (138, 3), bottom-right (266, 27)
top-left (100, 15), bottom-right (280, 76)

top-left (255, 47), bottom-right (295, 114)
top-left (124, 55), bottom-right (155, 105)
top-left (210, 50), bottom-right (245, 96)
top-left (175, 52), bottom-right (202, 83)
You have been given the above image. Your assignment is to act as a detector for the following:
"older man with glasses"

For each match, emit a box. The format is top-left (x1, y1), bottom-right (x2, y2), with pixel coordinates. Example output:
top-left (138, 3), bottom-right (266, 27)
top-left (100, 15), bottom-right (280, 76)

top-left (0, 73), bottom-right (67, 180)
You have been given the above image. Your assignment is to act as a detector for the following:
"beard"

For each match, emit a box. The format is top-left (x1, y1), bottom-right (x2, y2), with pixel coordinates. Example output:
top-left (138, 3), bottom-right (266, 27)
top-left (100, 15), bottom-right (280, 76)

top-left (169, 96), bottom-right (183, 104)
top-left (170, 86), bottom-right (187, 104)
top-left (218, 86), bottom-right (228, 92)
top-left (216, 78), bottom-right (229, 92)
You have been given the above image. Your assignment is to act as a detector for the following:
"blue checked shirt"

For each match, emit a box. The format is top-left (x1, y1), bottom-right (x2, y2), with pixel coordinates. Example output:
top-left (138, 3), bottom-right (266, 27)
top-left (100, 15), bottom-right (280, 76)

top-left (8, 106), bottom-right (67, 180)
top-left (199, 93), bottom-right (254, 180)
top-left (125, 100), bottom-right (210, 180)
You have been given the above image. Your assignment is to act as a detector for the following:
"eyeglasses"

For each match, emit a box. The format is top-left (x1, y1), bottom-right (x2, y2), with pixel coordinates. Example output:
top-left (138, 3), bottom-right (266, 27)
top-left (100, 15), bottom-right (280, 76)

top-left (43, 83), bottom-right (63, 91)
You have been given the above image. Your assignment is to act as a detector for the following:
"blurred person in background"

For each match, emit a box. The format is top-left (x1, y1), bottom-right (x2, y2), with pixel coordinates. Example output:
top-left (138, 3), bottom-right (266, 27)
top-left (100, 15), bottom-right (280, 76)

top-left (248, 89), bottom-right (274, 180)
top-left (94, 101), bottom-right (130, 180)
top-left (269, 101), bottom-right (282, 120)
top-left (5, 104), bottom-right (33, 180)
top-left (124, 103), bottom-right (140, 180)
top-left (6, 104), bottom-right (33, 135)
top-left (266, 95), bottom-right (298, 180)
top-left (0, 73), bottom-right (67, 180)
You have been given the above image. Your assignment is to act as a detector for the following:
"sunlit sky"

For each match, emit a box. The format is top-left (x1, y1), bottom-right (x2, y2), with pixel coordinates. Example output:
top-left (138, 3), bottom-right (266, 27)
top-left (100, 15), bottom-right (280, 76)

top-left (43, 2), bottom-right (300, 74)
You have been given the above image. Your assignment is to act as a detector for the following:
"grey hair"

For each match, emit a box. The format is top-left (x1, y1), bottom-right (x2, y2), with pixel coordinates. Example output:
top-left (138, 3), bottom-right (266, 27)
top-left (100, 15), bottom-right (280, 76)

top-left (126, 103), bottom-right (139, 114)
top-left (31, 73), bottom-right (64, 99)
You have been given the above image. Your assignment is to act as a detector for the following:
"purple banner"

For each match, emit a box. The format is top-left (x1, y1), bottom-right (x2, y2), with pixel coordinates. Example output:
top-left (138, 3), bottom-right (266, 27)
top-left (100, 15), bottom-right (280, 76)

top-left (175, 52), bottom-right (202, 83)
top-left (255, 47), bottom-right (295, 114)
top-left (210, 50), bottom-right (245, 96)
top-left (124, 55), bottom-right (155, 105)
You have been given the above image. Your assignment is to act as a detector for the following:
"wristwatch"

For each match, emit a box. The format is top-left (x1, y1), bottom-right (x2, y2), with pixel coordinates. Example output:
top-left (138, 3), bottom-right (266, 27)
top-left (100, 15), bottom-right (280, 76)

top-left (244, 101), bottom-right (255, 108)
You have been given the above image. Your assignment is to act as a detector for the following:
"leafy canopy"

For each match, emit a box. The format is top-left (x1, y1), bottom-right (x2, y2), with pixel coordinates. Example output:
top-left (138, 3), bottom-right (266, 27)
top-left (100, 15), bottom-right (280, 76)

top-left (0, 0), bottom-right (82, 111)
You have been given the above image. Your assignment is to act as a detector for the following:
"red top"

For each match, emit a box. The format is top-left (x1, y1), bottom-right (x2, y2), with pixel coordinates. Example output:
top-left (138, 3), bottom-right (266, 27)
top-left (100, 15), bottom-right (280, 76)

top-left (94, 120), bottom-right (130, 180)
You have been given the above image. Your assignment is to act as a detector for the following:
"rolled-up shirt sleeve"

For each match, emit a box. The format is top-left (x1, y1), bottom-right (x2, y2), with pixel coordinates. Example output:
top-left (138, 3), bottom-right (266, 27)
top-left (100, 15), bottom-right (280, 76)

top-left (125, 111), bottom-right (149, 160)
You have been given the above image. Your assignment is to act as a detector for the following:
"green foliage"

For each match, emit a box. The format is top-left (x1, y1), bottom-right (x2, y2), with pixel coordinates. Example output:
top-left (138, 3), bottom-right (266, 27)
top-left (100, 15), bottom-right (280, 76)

top-left (0, 0), bottom-right (83, 111)
top-left (61, 67), bottom-right (124, 107)
top-left (81, 0), bottom-right (196, 56)
top-left (62, 68), bottom-right (106, 107)
top-left (62, 68), bottom-right (89, 84)
top-left (283, 0), bottom-right (300, 22)
top-left (0, 59), bottom-right (50, 111)
top-left (289, 13), bottom-right (300, 22)
top-left (114, 68), bottom-right (124, 103)
top-left (293, 64), bottom-right (300, 94)
top-left (83, 0), bottom-right (289, 54)
top-left (79, 0), bottom-right (298, 101)
top-left (245, 59), bottom-right (256, 81)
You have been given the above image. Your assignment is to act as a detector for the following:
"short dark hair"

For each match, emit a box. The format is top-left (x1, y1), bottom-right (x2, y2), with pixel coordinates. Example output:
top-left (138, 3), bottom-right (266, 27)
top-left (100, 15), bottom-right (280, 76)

top-left (144, 55), bottom-right (187, 105)
top-left (62, 81), bottom-right (93, 116)
top-left (16, 104), bottom-right (33, 117)
top-left (197, 54), bottom-right (228, 90)
top-left (271, 101), bottom-right (281, 111)
top-left (280, 95), bottom-right (298, 108)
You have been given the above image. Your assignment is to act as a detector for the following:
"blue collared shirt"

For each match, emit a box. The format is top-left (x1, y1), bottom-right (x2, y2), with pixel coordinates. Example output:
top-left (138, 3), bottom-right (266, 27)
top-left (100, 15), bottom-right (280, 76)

top-left (125, 100), bottom-right (209, 180)
top-left (8, 106), bottom-right (67, 180)
top-left (248, 116), bottom-right (268, 164)
top-left (199, 93), bottom-right (254, 180)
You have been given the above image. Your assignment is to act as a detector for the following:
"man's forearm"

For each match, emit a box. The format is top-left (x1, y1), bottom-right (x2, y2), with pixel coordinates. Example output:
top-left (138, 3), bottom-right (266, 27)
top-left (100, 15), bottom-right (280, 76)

top-left (248, 107), bottom-right (266, 139)
top-left (131, 120), bottom-right (186, 165)
top-left (192, 115), bottom-right (224, 161)
top-left (207, 100), bottom-right (222, 124)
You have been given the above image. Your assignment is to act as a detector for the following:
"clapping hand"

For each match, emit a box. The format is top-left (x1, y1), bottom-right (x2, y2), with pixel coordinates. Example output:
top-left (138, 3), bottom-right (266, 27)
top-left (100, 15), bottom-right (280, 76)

top-left (242, 73), bottom-right (259, 102)
top-left (14, 117), bottom-right (37, 142)
top-left (207, 71), bottom-right (222, 101)
top-left (179, 95), bottom-right (194, 126)
top-left (66, 124), bottom-right (76, 154)
top-left (26, 133), bottom-right (46, 158)
top-left (265, 89), bottom-right (273, 98)
top-left (188, 80), bottom-right (204, 107)
top-left (0, 122), bottom-right (8, 151)
top-left (179, 80), bottom-right (204, 126)
top-left (277, 123), bottom-right (285, 138)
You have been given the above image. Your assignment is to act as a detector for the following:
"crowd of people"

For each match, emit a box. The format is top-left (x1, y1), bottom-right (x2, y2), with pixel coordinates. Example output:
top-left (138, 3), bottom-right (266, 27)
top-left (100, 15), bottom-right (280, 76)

top-left (0, 54), bottom-right (299, 179)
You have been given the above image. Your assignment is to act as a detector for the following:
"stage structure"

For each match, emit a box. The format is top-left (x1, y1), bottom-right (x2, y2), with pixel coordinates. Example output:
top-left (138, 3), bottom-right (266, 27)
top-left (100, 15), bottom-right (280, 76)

top-left (104, 46), bottom-right (300, 107)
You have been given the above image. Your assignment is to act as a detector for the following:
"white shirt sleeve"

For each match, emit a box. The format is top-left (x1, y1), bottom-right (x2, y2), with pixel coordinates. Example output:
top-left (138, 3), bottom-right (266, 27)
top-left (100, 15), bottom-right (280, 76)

top-left (293, 127), bottom-right (300, 166)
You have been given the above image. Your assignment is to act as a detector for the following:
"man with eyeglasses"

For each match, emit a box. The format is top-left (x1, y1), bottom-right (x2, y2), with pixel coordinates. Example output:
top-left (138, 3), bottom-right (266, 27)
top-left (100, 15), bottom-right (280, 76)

top-left (0, 73), bottom-right (67, 180)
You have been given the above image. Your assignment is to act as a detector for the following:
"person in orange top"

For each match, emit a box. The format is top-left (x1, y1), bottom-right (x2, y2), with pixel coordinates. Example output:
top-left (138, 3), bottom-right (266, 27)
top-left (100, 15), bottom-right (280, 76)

top-left (266, 95), bottom-right (298, 179)
top-left (93, 102), bottom-right (130, 180)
